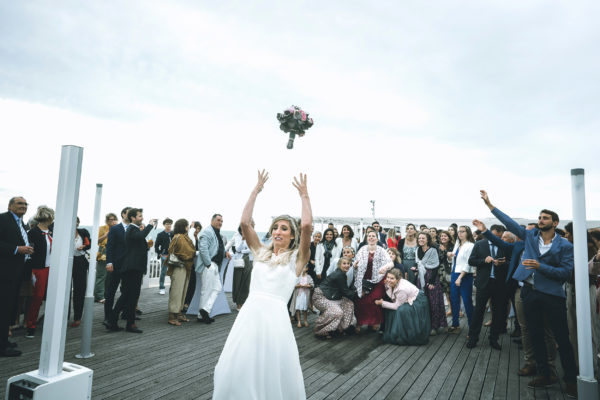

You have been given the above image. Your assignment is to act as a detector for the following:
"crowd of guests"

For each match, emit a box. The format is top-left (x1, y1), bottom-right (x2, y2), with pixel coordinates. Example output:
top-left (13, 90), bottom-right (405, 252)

top-left (292, 192), bottom-right (599, 399)
top-left (2, 192), bottom-right (599, 398)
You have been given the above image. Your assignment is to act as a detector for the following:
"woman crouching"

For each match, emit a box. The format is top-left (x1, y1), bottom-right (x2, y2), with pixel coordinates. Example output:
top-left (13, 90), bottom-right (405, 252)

top-left (375, 268), bottom-right (431, 345)
top-left (312, 257), bottom-right (357, 339)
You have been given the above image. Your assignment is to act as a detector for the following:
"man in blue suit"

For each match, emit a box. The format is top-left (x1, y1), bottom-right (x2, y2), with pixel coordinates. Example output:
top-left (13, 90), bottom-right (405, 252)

top-left (473, 219), bottom-right (557, 378)
top-left (479, 190), bottom-right (577, 397)
top-left (103, 206), bottom-right (131, 329)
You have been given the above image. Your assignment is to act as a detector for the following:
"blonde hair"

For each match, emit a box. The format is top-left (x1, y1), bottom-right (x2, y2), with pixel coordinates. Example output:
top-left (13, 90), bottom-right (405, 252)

top-left (337, 256), bottom-right (352, 269)
top-left (253, 215), bottom-right (300, 265)
top-left (341, 246), bottom-right (355, 258)
top-left (34, 205), bottom-right (55, 224)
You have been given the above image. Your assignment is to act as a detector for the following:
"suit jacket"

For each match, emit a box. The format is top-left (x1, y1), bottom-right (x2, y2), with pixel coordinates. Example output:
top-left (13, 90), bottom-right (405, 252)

top-left (154, 230), bottom-right (173, 257)
top-left (106, 223), bottom-right (128, 269)
top-left (468, 238), bottom-right (508, 289)
top-left (483, 230), bottom-right (524, 283)
top-left (492, 207), bottom-right (573, 298)
top-left (195, 226), bottom-right (225, 273)
top-left (0, 211), bottom-right (27, 286)
top-left (122, 224), bottom-right (154, 274)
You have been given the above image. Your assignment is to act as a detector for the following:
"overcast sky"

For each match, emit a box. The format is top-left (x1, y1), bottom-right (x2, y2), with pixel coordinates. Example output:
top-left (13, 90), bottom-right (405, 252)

top-left (1, 1), bottom-right (599, 231)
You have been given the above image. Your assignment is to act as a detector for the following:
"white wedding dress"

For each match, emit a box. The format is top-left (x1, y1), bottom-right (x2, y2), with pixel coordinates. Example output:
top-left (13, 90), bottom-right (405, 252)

top-left (213, 250), bottom-right (306, 400)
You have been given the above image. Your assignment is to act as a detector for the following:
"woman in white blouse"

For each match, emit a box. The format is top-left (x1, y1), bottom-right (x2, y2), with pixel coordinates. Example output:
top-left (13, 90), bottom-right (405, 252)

top-left (447, 225), bottom-right (475, 333)
top-left (334, 225), bottom-right (358, 256)
top-left (315, 228), bottom-right (337, 284)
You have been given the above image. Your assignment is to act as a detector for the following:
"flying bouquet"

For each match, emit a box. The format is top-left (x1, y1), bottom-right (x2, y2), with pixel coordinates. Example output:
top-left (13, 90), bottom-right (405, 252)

top-left (276, 105), bottom-right (314, 149)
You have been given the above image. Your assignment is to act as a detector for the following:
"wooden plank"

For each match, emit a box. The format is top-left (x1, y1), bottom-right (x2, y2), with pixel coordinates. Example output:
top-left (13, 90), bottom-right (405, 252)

top-left (323, 345), bottom-right (399, 399)
top-left (313, 343), bottom-right (398, 399)
top-left (447, 330), bottom-right (482, 400)
top-left (462, 325), bottom-right (494, 400)
top-left (399, 334), bottom-right (457, 399)
top-left (492, 331), bottom-right (510, 400)
top-left (504, 328), bottom-right (521, 400)
top-left (376, 333), bottom-right (451, 400)
top-left (417, 329), bottom-right (465, 400)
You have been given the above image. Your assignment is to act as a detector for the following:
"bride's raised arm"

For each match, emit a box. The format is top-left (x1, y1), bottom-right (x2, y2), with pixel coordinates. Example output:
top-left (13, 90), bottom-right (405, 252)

top-left (241, 169), bottom-right (269, 253)
top-left (292, 173), bottom-right (313, 276)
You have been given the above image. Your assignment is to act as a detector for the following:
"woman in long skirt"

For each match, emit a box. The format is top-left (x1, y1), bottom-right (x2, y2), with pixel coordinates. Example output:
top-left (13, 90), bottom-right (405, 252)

top-left (375, 269), bottom-right (431, 345)
top-left (415, 232), bottom-right (447, 335)
top-left (354, 231), bottom-right (393, 331)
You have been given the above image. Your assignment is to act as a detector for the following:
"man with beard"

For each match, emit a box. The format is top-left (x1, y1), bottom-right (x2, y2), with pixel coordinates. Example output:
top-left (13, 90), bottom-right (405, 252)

top-left (479, 190), bottom-right (577, 398)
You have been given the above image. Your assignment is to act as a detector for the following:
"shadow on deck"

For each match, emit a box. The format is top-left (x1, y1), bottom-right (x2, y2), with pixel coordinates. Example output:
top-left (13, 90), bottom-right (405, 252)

top-left (0, 287), bottom-right (571, 399)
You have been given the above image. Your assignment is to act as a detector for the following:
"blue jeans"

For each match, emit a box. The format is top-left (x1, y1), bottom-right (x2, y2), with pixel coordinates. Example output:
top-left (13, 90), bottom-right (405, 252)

top-left (450, 272), bottom-right (473, 327)
top-left (159, 256), bottom-right (168, 289)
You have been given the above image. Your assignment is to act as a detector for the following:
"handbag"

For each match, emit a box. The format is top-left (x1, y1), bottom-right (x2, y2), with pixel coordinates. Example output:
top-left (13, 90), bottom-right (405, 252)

top-left (362, 280), bottom-right (375, 295)
top-left (166, 235), bottom-right (185, 268)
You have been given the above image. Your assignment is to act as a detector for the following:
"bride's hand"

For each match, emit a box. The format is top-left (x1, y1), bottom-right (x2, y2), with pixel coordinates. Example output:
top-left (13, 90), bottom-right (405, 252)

top-left (292, 173), bottom-right (308, 198)
top-left (255, 169), bottom-right (269, 193)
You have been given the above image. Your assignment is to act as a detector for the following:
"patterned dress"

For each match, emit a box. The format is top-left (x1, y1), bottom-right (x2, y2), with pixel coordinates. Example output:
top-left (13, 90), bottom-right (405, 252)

top-left (403, 245), bottom-right (418, 285)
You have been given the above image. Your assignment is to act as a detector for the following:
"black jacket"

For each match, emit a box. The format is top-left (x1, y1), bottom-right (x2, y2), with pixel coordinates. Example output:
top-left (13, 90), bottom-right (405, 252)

top-left (122, 224), bottom-right (154, 274)
top-left (0, 211), bottom-right (28, 285)
top-left (154, 230), bottom-right (173, 257)
top-left (106, 223), bottom-right (128, 269)
top-left (468, 238), bottom-right (508, 289)
top-left (26, 226), bottom-right (51, 270)
top-left (319, 268), bottom-right (356, 301)
top-left (76, 228), bottom-right (91, 254)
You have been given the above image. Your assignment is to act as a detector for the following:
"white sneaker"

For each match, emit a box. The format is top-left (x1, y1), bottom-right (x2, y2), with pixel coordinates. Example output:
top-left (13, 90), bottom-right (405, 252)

top-left (159, 289), bottom-right (165, 295)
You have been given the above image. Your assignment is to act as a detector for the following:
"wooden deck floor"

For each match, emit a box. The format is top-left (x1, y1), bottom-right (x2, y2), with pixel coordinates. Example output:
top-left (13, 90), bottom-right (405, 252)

top-left (1, 287), bottom-right (571, 399)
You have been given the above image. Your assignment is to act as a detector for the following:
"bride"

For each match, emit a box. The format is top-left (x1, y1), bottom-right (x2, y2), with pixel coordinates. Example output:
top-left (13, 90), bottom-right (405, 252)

top-left (213, 170), bottom-right (312, 400)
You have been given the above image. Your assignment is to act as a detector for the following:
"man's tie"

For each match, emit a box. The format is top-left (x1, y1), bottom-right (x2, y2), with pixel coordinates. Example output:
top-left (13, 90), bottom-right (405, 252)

top-left (18, 218), bottom-right (31, 260)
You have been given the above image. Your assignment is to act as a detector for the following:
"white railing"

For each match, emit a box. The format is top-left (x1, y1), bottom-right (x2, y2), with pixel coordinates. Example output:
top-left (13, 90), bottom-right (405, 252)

top-left (142, 249), bottom-right (170, 289)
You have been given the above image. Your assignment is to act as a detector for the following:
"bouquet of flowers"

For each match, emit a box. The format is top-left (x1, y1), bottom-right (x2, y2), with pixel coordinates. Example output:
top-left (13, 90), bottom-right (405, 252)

top-left (276, 105), bottom-right (314, 149)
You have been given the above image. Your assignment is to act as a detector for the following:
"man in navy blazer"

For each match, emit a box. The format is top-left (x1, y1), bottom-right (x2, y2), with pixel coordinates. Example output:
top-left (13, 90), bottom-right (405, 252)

top-left (109, 208), bottom-right (156, 333)
top-left (103, 206), bottom-right (131, 328)
top-left (466, 224), bottom-right (508, 350)
top-left (479, 190), bottom-right (577, 395)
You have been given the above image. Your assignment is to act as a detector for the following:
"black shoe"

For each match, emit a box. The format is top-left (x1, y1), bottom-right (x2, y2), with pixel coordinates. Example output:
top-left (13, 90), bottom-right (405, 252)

top-left (125, 325), bottom-right (143, 333)
top-left (6, 341), bottom-right (18, 349)
top-left (106, 323), bottom-right (123, 332)
top-left (489, 340), bottom-right (501, 350)
top-left (0, 348), bottom-right (22, 357)
top-left (512, 338), bottom-right (522, 344)
top-left (199, 309), bottom-right (212, 324)
top-left (121, 314), bottom-right (141, 321)
top-left (102, 319), bottom-right (110, 329)
top-left (135, 309), bottom-right (143, 316)
top-left (510, 328), bottom-right (521, 338)
top-left (25, 328), bottom-right (35, 339)
top-left (466, 340), bottom-right (477, 349)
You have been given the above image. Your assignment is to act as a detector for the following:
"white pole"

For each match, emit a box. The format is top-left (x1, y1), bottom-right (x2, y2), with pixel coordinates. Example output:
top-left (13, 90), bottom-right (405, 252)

top-left (76, 183), bottom-right (102, 358)
top-left (39, 145), bottom-right (83, 377)
top-left (570, 168), bottom-right (598, 398)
